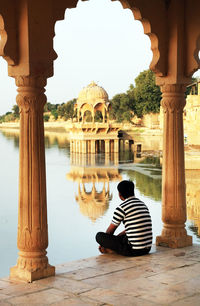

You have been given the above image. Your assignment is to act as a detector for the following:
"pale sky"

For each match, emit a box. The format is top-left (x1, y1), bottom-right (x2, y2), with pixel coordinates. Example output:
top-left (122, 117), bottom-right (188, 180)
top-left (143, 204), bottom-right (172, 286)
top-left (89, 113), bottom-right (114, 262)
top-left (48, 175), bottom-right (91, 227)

top-left (1, 0), bottom-right (191, 115)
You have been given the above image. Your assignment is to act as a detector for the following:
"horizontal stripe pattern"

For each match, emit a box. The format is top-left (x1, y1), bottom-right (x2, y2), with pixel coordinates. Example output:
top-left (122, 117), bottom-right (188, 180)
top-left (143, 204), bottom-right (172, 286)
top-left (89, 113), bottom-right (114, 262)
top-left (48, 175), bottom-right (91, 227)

top-left (112, 196), bottom-right (152, 249)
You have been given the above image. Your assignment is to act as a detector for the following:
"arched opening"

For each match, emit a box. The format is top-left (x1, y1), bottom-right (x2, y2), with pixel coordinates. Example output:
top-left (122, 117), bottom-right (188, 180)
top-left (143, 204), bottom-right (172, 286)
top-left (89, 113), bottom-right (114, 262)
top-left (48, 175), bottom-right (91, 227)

top-left (3, 0), bottom-right (200, 282)
top-left (0, 0), bottom-right (154, 278)
top-left (94, 110), bottom-right (103, 122)
top-left (84, 110), bottom-right (93, 122)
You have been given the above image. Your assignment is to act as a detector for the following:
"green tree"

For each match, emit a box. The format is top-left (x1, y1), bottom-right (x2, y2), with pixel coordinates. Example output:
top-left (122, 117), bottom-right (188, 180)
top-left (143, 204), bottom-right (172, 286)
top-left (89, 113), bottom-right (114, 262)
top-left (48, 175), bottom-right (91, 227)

top-left (12, 104), bottom-right (20, 119)
top-left (57, 103), bottom-right (65, 117)
top-left (51, 109), bottom-right (58, 120)
top-left (57, 99), bottom-right (76, 120)
top-left (44, 102), bottom-right (59, 113)
top-left (43, 114), bottom-right (50, 122)
top-left (110, 93), bottom-right (135, 122)
top-left (134, 70), bottom-right (162, 117)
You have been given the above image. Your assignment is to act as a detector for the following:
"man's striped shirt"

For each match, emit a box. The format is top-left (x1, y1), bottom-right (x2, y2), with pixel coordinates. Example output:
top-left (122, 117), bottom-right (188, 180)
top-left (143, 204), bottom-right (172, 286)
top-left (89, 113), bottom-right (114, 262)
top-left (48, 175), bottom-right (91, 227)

top-left (112, 196), bottom-right (152, 249)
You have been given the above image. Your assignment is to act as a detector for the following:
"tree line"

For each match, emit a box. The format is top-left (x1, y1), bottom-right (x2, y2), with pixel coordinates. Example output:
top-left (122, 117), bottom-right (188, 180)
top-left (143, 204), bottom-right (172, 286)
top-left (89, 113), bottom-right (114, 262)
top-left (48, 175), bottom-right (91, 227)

top-left (0, 70), bottom-right (163, 124)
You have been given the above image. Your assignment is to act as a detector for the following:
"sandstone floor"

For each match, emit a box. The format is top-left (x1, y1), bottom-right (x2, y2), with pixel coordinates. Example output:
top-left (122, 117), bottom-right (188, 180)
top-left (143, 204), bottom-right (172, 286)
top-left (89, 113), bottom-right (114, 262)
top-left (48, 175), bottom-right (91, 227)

top-left (1, 245), bottom-right (200, 305)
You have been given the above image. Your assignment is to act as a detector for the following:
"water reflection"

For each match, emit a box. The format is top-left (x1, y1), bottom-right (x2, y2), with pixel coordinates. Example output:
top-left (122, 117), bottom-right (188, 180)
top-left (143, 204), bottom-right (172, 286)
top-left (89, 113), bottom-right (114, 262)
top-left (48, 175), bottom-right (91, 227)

top-left (0, 128), bottom-right (200, 278)
top-left (67, 152), bottom-right (122, 222)
top-left (44, 132), bottom-right (70, 151)
top-left (119, 156), bottom-right (162, 202)
top-left (186, 170), bottom-right (200, 239)
top-left (0, 130), bottom-right (19, 148)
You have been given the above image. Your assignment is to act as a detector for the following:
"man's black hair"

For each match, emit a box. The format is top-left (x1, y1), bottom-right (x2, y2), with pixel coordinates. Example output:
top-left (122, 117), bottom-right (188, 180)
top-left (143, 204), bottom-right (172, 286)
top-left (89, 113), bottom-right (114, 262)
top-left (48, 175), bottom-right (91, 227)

top-left (117, 180), bottom-right (135, 199)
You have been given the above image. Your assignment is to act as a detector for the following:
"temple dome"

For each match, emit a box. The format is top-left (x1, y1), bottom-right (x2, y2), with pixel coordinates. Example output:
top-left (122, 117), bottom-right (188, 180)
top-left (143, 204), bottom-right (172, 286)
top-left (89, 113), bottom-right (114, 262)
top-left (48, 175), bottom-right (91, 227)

top-left (77, 81), bottom-right (109, 106)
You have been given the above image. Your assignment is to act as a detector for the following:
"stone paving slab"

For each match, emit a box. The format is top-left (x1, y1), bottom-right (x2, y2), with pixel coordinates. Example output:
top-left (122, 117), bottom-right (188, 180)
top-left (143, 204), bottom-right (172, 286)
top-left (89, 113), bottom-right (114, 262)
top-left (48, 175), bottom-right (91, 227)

top-left (1, 245), bottom-right (200, 305)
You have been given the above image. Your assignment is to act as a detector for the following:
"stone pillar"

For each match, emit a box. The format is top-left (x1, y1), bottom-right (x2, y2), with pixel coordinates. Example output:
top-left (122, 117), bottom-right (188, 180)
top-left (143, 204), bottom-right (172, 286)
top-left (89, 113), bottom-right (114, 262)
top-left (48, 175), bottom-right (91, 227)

top-left (75, 140), bottom-right (79, 153)
top-left (198, 82), bottom-right (200, 95)
top-left (156, 84), bottom-right (192, 248)
top-left (71, 140), bottom-right (75, 153)
top-left (82, 140), bottom-right (87, 154)
top-left (91, 140), bottom-right (96, 154)
top-left (92, 110), bottom-right (95, 123)
top-left (78, 141), bottom-right (82, 154)
top-left (114, 139), bottom-right (119, 153)
top-left (96, 140), bottom-right (100, 153)
top-left (91, 154), bottom-right (96, 166)
top-left (87, 140), bottom-right (91, 153)
top-left (102, 109), bottom-right (105, 123)
top-left (110, 140), bottom-right (114, 153)
top-left (114, 153), bottom-right (119, 165)
top-left (105, 140), bottom-right (110, 154)
top-left (71, 153), bottom-right (75, 165)
top-left (129, 140), bottom-right (134, 153)
top-left (105, 153), bottom-right (110, 166)
top-left (73, 140), bottom-right (76, 153)
top-left (100, 140), bottom-right (105, 153)
top-left (73, 141), bottom-right (76, 153)
top-left (10, 76), bottom-right (55, 282)
top-left (122, 140), bottom-right (125, 152)
top-left (70, 140), bottom-right (73, 153)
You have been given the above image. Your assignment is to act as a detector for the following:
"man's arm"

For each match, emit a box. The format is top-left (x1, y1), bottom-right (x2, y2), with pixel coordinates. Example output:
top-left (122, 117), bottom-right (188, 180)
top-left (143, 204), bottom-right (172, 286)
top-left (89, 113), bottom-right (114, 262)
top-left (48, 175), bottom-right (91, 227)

top-left (106, 223), bottom-right (118, 235)
top-left (117, 230), bottom-right (126, 236)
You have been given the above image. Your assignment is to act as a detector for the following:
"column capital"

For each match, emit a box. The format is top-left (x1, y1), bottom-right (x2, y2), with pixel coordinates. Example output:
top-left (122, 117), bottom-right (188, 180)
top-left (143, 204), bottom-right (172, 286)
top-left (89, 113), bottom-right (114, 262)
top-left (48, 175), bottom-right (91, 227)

top-left (160, 84), bottom-right (186, 93)
top-left (15, 76), bottom-right (47, 88)
top-left (15, 76), bottom-right (47, 113)
top-left (161, 84), bottom-right (186, 113)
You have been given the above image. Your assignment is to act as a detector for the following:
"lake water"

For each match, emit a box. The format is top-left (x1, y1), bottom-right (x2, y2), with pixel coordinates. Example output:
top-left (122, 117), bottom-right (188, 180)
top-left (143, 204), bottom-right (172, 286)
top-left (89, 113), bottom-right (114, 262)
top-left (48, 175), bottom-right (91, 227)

top-left (0, 130), bottom-right (199, 278)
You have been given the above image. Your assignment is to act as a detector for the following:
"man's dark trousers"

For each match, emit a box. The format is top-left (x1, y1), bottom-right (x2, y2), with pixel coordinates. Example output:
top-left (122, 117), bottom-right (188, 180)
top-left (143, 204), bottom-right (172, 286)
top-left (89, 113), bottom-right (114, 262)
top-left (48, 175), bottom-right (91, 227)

top-left (96, 232), bottom-right (151, 256)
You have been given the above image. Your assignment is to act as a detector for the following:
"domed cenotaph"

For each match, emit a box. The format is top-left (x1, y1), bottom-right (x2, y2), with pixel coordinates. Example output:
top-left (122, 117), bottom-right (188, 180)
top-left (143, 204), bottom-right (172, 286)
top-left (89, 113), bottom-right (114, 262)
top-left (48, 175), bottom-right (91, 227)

top-left (69, 82), bottom-right (122, 155)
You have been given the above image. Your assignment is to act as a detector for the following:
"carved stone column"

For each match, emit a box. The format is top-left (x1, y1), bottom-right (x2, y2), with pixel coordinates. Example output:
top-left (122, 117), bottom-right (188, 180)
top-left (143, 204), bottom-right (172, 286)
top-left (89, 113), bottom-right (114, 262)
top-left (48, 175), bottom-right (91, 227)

top-left (156, 84), bottom-right (192, 248)
top-left (105, 140), bottom-right (110, 154)
top-left (10, 76), bottom-right (55, 282)
top-left (82, 140), bottom-right (87, 154)
top-left (75, 140), bottom-right (79, 153)
top-left (110, 140), bottom-right (114, 153)
top-left (70, 140), bottom-right (73, 153)
top-left (78, 141), bottom-right (82, 154)
top-left (91, 140), bottom-right (96, 154)
top-left (114, 139), bottom-right (119, 153)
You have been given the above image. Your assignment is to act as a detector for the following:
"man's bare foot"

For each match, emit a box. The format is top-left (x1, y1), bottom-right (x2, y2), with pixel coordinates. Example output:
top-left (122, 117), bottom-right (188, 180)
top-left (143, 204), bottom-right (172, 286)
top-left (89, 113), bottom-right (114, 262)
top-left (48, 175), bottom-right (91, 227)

top-left (99, 246), bottom-right (115, 254)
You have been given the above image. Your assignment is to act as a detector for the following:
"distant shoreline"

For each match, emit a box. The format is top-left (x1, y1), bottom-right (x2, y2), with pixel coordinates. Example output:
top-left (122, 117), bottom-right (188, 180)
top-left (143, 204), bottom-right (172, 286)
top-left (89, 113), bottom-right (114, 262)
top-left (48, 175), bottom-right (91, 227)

top-left (0, 121), bottom-right (71, 134)
top-left (0, 121), bottom-right (163, 137)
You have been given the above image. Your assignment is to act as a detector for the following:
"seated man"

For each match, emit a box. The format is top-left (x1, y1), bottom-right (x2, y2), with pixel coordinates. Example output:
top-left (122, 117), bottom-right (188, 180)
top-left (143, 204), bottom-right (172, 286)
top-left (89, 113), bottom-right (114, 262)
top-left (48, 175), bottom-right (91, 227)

top-left (96, 180), bottom-right (152, 256)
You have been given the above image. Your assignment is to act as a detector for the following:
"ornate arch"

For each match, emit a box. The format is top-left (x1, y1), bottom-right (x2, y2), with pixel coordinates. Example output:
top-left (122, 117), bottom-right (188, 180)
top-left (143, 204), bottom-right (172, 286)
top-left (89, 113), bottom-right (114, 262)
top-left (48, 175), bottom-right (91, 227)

top-left (0, 0), bottom-right (199, 81)
top-left (53, 0), bottom-right (166, 77)
top-left (94, 102), bottom-right (105, 111)
top-left (80, 103), bottom-right (93, 113)
top-left (184, 0), bottom-right (200, 77)
top-left (112, 0), bottom-right (167, 76)
top-left (0, 8), bottom-right (18, 66)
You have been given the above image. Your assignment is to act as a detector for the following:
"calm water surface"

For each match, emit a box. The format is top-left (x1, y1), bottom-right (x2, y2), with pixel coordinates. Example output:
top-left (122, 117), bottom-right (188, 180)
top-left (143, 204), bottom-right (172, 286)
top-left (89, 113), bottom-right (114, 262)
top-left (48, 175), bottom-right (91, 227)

top-left (0, 130), bottom-right (199, 278)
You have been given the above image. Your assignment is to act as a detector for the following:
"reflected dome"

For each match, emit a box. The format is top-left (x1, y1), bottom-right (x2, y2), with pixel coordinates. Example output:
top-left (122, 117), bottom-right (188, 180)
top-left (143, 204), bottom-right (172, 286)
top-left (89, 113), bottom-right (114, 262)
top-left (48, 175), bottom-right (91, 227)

top-left (75, 182), bottom-right (111, 222)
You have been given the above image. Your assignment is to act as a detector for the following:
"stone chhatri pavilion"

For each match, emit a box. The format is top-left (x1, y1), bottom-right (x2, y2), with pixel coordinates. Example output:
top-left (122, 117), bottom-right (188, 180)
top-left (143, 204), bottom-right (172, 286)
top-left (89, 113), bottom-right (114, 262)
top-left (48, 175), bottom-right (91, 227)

top-left (69, 81), bottom-right (121, 155)
top-left (76, 81), bottom-right (110, 124)
top-left (0, 0), bottom-right (200, 282)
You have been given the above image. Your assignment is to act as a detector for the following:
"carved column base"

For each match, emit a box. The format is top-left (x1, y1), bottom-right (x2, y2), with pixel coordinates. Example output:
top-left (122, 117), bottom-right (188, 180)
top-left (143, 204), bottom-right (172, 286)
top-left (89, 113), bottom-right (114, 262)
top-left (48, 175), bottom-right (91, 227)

top-left (10, 251), bottom-right (55, 282)
top-left (156, 225), bottom-right (192, 248)
top-left (10, 264), bottom-right (55, 283)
